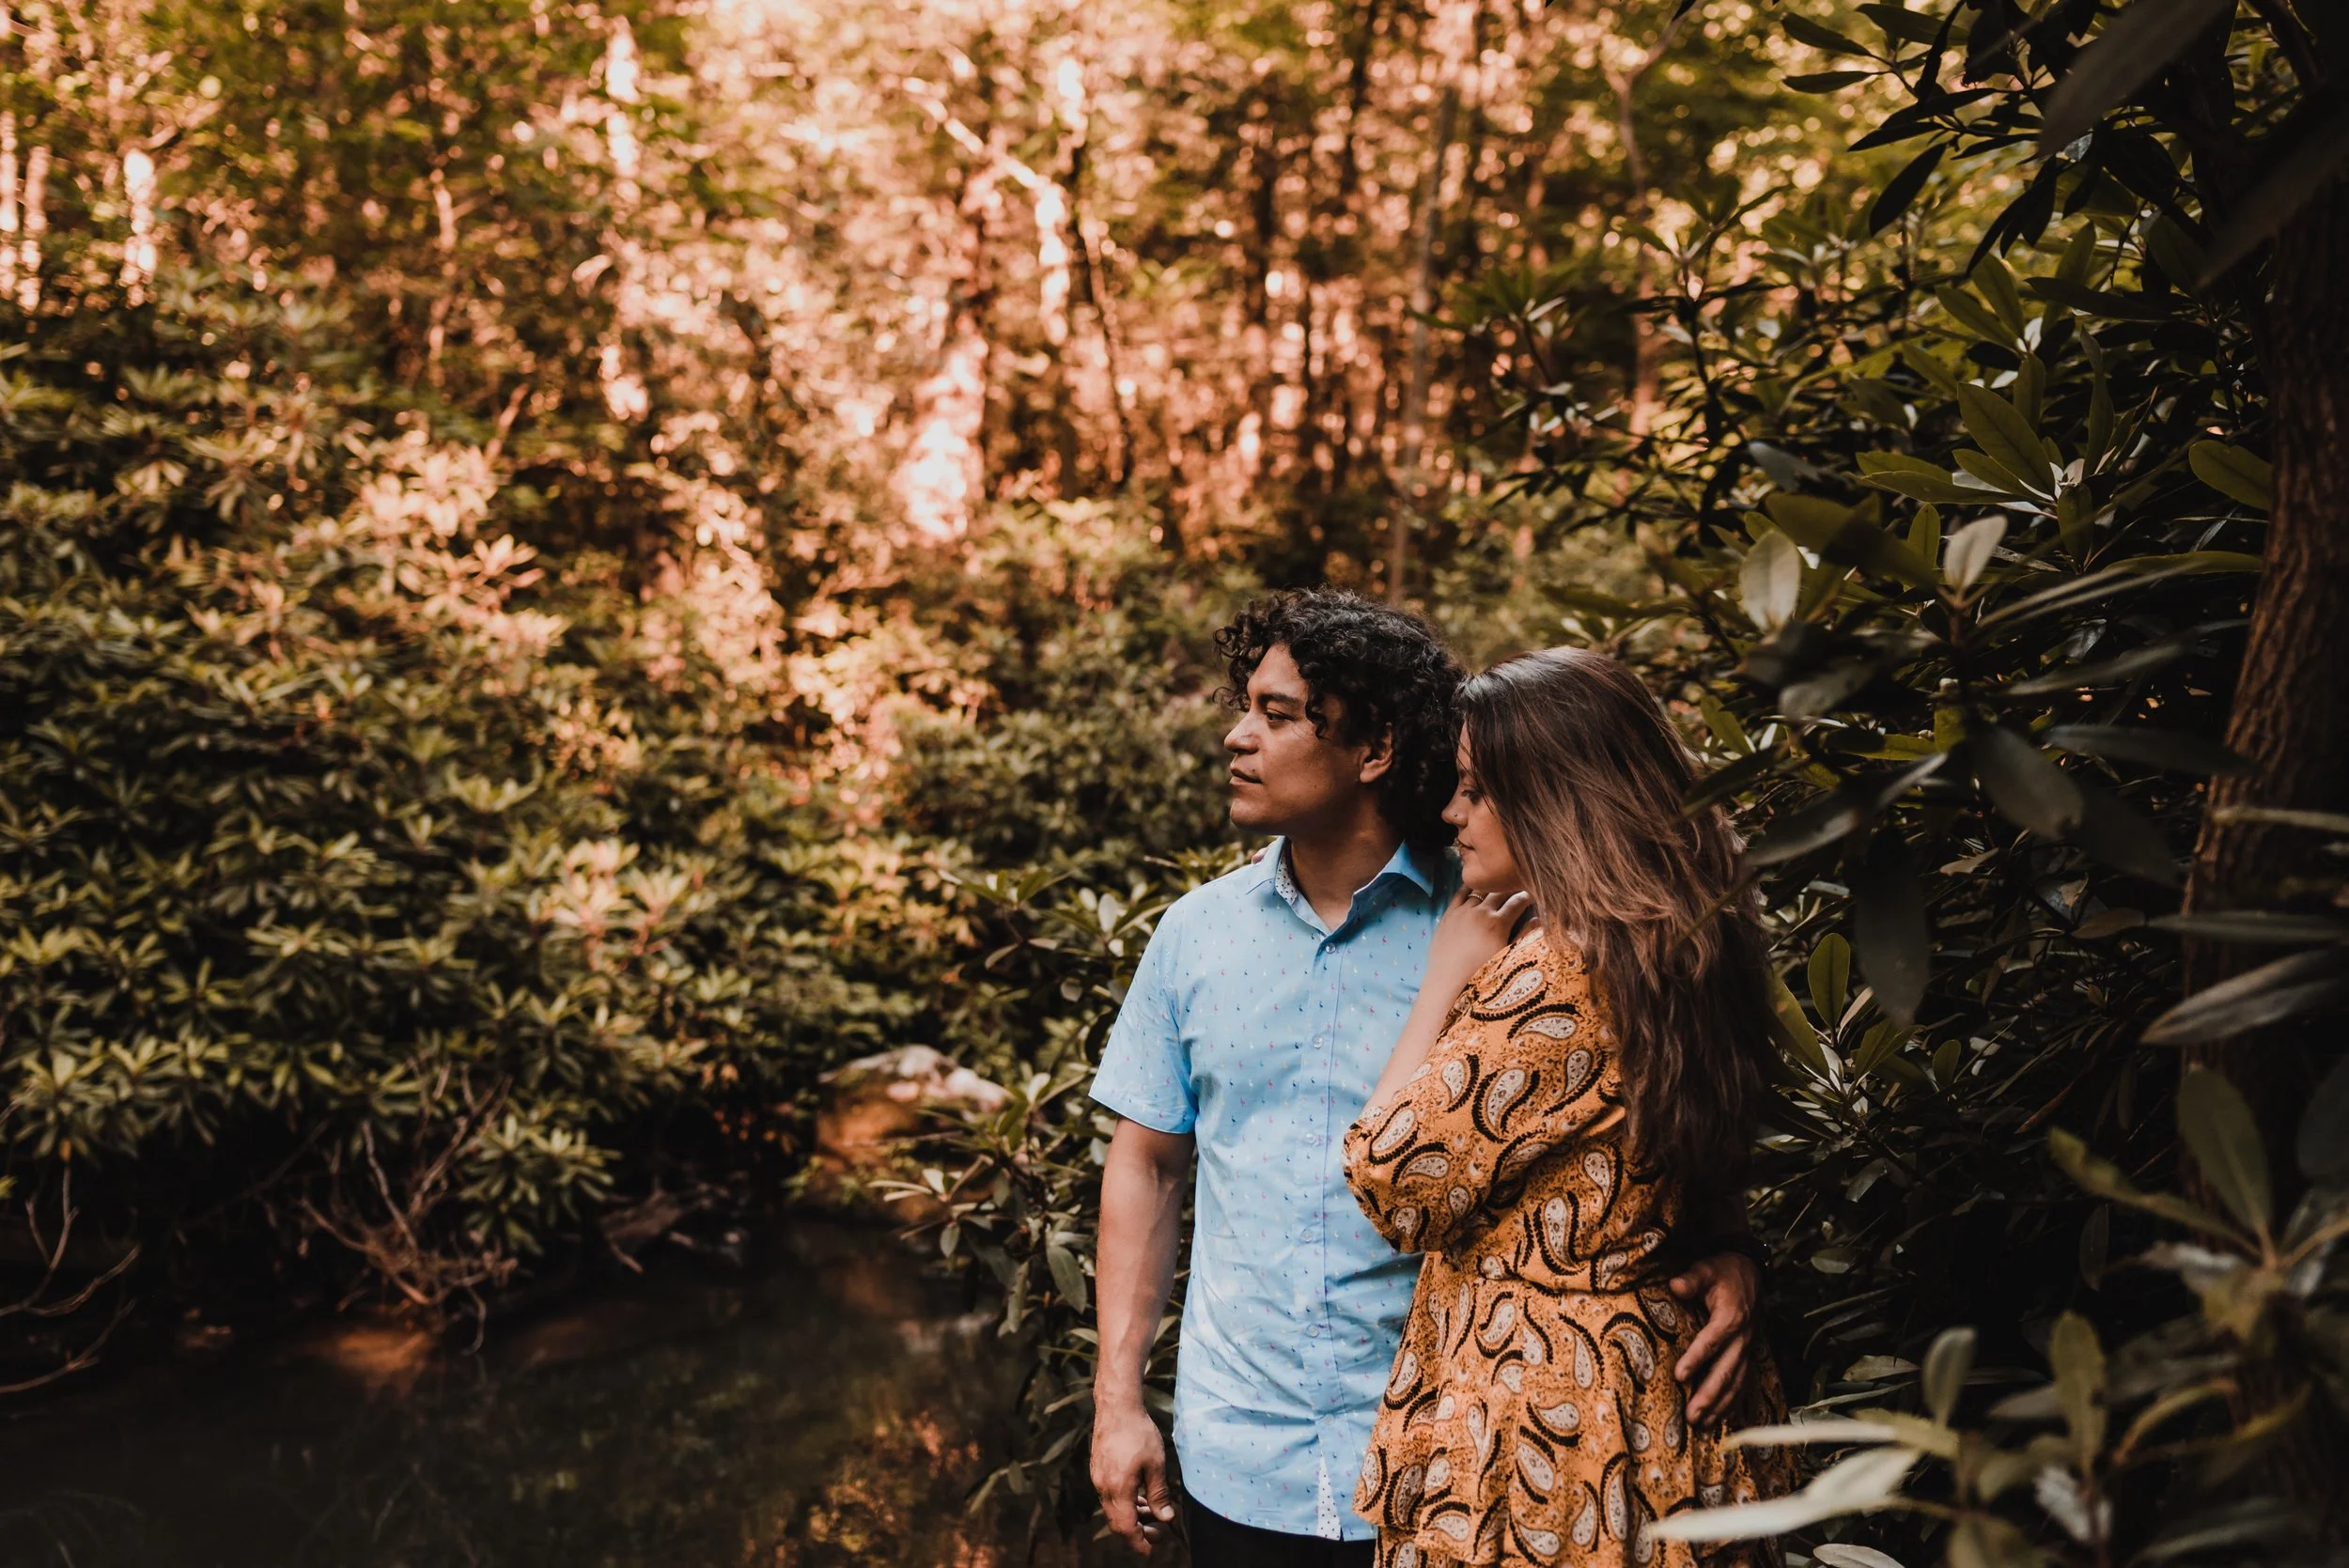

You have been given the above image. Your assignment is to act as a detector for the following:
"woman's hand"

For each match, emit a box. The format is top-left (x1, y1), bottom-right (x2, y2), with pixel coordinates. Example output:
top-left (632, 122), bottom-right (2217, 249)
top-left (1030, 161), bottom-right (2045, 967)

top-left (1425, 886), bottom-right (1532, 997)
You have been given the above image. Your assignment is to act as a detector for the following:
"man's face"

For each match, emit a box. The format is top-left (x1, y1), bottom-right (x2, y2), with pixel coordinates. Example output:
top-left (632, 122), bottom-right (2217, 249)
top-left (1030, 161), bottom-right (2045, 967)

top-left (1222, 644), bottom-right (1390, 836)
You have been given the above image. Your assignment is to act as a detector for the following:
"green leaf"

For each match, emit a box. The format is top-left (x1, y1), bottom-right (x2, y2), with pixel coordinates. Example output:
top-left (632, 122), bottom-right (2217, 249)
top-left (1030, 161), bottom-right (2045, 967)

top-left (1942, 515), bottom-right (2005, 590)
top-left (1697, 694), bottom-right (1753, 755)
top-left (1870, 143), bottom-right (1945, 233)
top-left (2199, 106), bottom-right (2349, 283)
top-left (2143, 947), bottom-right (2349, 1045)
top-left (1860, 2), bottom-right (1945, 44)
top-left (2068, 777), bottom-right (2184, 886)
top-left (1783, 13), bottom-right (1871, 55)
top-left (1765, 494), bottom-right (1937, 589)
top-left (1741, 530), bottom-right (1803, 631)
top-left (1858, 452), bottom-right (1972, 505)
top-left (1921, 1326), bottom-right (1974, 1424)
top-left (1969, 724), bottom-right (2083, 838)
top-left (2023, 274), bottom-right (2184, 322)
top-left (1046, 1239), bottom-right (1089, 1312)
top-left (1788, 70), bottom-right (1876, 91)
top-left (2298, 1054), bottom-right (2349, 1185)
top-left (2045, 724), bottom-right (2248, 775)
top-left (2048, 1312), bottom-right (2107, 1459)
top-left (1850, 842), bottom-right (1927, 1025)
top-left (1971, 255), bottom-right (2028, 337)
top-left (2049, 1127), bottom-right (2241, 1241)
top-left (1933, 285), bottom-right (2011, 343)
top-left (2177, 1067), bottom-right (2273, 1237)
top-left (2153, 911), bottom-right (2349, 945)
top-left (1809, 933), bottom-right (1852, 1025)
top-left (1954, 384), bottom-right (2050, 497)
top-left (2187, 441), bottom-right (2272, 511)
top-left (2039, 0), bottom-right (2234, 151)
top-left (1816, 1548), bottom-right (1910, 1568)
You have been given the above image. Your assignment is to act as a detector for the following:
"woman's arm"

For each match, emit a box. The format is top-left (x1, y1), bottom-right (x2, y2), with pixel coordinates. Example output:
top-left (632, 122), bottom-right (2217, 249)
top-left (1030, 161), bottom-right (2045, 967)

top-left (1361, 889), bottom-right (1531, 1113)
top-left (1347, 925), bottom-right (1614, 1256)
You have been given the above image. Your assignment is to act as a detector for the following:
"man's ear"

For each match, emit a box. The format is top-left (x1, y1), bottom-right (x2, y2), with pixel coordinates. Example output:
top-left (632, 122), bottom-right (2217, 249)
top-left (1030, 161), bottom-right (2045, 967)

top-left (1357, 725), bottom-right (1396, 786)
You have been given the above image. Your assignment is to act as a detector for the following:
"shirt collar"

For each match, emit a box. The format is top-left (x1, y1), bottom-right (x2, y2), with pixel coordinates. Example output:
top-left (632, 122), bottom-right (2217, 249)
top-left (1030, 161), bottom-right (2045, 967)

top-left (1256, 836), bottom-right (1444, 912)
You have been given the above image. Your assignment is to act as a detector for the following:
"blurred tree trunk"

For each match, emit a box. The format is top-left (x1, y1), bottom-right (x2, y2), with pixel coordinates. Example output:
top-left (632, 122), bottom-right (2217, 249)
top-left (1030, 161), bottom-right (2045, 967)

top-left (2180, 167), bottom-right (2349, 1539)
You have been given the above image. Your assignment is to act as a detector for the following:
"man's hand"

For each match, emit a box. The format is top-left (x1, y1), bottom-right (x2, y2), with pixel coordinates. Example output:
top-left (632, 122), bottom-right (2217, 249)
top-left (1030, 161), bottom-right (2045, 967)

top-left (1668, 1251), bottom-right (1763, 1429)
top-left (1092, 1400), bottom-right (1176, 1555)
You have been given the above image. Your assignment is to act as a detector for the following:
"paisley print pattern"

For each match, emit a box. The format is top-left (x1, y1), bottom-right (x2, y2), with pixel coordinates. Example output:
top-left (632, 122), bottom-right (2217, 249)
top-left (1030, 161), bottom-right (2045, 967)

top-left (1343, 928), bottom-right (1789, 1567)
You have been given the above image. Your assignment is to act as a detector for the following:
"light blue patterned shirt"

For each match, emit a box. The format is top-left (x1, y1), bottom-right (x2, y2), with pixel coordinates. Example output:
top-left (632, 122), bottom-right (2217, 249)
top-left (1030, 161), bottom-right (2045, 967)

top-left (1091, 837), bottom-right (1455, 1540)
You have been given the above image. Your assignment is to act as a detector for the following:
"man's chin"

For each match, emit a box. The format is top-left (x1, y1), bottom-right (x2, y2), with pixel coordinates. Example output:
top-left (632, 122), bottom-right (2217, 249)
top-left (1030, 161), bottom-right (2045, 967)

top-left (1227, 800), bottom-right (1281, 834)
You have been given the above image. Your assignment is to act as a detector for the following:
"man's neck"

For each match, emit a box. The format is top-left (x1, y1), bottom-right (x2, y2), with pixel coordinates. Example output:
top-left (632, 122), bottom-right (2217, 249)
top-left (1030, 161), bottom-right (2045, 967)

top-left (1282, 816), bottom-right (1407, 931)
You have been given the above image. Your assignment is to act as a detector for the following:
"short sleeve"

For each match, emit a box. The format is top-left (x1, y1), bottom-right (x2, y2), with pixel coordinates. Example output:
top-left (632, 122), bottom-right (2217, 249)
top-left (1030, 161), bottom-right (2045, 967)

top-left (1090, 914), bottom-right (1197, 1135)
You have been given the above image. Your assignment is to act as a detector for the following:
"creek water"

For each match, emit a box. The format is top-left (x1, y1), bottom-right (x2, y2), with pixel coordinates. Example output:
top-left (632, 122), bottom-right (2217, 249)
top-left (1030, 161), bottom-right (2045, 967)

top-left (0, 1219), bottom-right (1040, 1568)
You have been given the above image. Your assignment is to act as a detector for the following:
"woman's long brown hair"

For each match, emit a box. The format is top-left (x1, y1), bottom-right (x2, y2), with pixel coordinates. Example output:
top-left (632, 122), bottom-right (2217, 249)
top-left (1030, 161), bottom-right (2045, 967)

top-left (1458, 647), bottom-right (1774, 1193)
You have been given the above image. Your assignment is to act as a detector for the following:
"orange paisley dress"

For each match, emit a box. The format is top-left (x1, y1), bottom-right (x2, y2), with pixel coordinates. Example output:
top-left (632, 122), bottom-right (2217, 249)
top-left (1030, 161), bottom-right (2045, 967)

top-left (1342, 926), bottom-right (1789, 1568)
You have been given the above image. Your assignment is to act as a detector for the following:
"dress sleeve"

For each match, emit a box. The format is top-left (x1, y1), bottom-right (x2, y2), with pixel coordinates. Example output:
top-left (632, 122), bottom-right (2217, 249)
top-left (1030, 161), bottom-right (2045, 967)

top-left (1343, 939), bottom-right (1613, 1254)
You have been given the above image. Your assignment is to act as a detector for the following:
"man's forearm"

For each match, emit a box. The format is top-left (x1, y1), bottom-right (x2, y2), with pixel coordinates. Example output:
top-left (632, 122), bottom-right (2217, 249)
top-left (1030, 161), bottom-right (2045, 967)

top-left (1095, 1122), bottom-right (1190, 1412)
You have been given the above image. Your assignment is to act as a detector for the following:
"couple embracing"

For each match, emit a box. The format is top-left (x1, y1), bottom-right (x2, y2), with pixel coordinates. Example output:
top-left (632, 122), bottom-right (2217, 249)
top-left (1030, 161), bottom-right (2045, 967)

top-left (1088, 591), bottom-right (1790, 1568)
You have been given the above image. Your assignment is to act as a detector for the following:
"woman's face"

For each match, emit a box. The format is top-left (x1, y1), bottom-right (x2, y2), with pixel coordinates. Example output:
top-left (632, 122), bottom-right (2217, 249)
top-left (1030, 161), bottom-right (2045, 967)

top-left (1444, 736), bottom-right (1525, 896)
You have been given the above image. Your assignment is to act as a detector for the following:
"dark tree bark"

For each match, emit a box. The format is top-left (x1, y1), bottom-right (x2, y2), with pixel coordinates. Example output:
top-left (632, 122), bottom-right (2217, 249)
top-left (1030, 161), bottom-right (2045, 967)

top-left (2180, 165), bottom-right (2349, 1539)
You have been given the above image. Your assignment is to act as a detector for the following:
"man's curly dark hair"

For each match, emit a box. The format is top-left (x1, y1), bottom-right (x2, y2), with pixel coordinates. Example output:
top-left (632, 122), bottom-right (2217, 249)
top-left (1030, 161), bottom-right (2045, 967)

top-left (1214, 589), bottom-right (1465, 850)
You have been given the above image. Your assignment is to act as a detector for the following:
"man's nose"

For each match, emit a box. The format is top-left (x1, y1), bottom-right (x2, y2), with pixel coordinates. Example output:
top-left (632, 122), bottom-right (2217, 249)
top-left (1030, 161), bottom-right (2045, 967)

top-left (1224, 718), bottom-right (1254, 753)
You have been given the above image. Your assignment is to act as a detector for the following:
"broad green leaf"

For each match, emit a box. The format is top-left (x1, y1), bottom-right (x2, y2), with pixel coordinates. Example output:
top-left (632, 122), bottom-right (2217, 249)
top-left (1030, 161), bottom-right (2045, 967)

top-left (1870, 143), bottom-right (1945, 233)
top-left (1783, 13), bottom-right (1871, 55)
top-left (1906, 503), bottom-right (1942, 566)
top-left (2048, 1127), bottom-right (2240, 1242)
top-left (2068, 777), bottom-right (2183, 886)
top-left (2186, 441), bottom-right (2272, 511)
top-left (2177, 1067), bottom-right (2272, 1237)
top-left (1860, 3), bottom-right (1945, 45)
top-left (2153, 910), bottom-right (2349, 945)
top-left (1765, 494), bottom-right (1937, 589)
top-left (2143, 947), bottom-right (2349, 1045)
top-left (1810, 933), bottom-right (1852, 1025)
top-left (2199, 108), bottom-right (2349, 282)
top-left (1788, 70), bottom-right (1877, 91)
top-left (1921, 1326), bottom-right (1974, 1424)
top-left (2023, 274), bottom-right (2183, 323)
top-left (1954, 384), bottom-right (2049, 496)
top-left (2298, 1054), bottom-right (2349, 1185)
top-left (1971, 255), bottom-right (2027, 336)
top-left (1857, 453), bottom-right (1972, 505)
top-left (1968, 724), bottom-right (2083, 838)
top-left (1741, 530), bottom-right (1803, 631)
top-left (1850, 844), bottom-right (1927, 1025)
top-left (1933, 285), bottom-right (2011, 343)
top-left (1942, 515), bottom-right (2005, 590)
top-left (2048, 1312), bottom-right (2106, 1459)
top-left (2039, 0), bottom-right (2233, 149)
top-left (2045, 724), bottom-right (2248, 775)
top-left (1644, 1447), bottom-right (1920, 1542)
top-left (1697, 694), bottom-right (1753, 755)
top-left (1046, 1239), bottom-right (1089, 1311)
top-left (1816, 1547), bottom-right (1908, 1568)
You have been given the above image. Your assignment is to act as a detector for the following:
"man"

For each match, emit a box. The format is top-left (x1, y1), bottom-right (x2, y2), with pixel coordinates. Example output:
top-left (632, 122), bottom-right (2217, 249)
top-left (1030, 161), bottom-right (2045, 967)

top-left (1088, 590), bottom-right (1764, 1563)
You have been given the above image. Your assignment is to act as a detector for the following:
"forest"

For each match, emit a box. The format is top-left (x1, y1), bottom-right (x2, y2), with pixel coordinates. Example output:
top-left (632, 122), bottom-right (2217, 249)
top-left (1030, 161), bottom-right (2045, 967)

top-left (1, 0), bottom-right (2344, 1562)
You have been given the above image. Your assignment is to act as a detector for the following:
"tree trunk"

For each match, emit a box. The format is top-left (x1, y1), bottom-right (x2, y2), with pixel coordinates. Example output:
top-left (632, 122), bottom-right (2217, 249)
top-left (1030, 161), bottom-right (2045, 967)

top-left (2179, 165), bottom-right (2349, 1538)
top-left (1388, 82), bottom-right (1458, 606)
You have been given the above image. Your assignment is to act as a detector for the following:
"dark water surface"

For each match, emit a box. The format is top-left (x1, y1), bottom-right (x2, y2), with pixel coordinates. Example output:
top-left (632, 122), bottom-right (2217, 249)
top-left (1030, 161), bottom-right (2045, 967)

top-left (0, 1220), bottom-right (1033, 1568)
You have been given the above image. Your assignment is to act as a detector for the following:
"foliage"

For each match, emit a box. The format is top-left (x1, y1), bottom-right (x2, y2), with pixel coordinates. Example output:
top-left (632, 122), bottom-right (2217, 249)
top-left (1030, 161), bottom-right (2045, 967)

top-left (1648, 1058), bottom-right (2349, 1566)
top-left (917, 1), bottom-right (2349, 1561)
top-left (0, 268), bottom-right (903, 1312)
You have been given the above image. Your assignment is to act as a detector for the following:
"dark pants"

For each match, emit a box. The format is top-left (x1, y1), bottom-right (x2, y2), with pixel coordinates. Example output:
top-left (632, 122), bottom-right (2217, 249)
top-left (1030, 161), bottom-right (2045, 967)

top-left (1182, 1490), bottom-right (1376, 1568)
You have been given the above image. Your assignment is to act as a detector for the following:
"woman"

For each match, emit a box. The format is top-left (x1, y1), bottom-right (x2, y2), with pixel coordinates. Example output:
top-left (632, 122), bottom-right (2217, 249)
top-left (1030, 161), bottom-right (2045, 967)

top-left (1343, 647), bottom-right (1790, 1568)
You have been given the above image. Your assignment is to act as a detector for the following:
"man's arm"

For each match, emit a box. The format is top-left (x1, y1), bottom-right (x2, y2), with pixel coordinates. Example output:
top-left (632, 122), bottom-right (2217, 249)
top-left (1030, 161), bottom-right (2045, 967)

top-left (1667, 1183), bottom-right (1767, 1429)
top-left (1092, 1117), bottom-right (1192, 1556)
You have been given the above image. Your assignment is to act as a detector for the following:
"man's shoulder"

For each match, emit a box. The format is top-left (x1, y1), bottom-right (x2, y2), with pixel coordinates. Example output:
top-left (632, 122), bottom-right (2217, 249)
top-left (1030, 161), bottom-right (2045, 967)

top-left (1156, 851), bottom-right (1277, 929)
